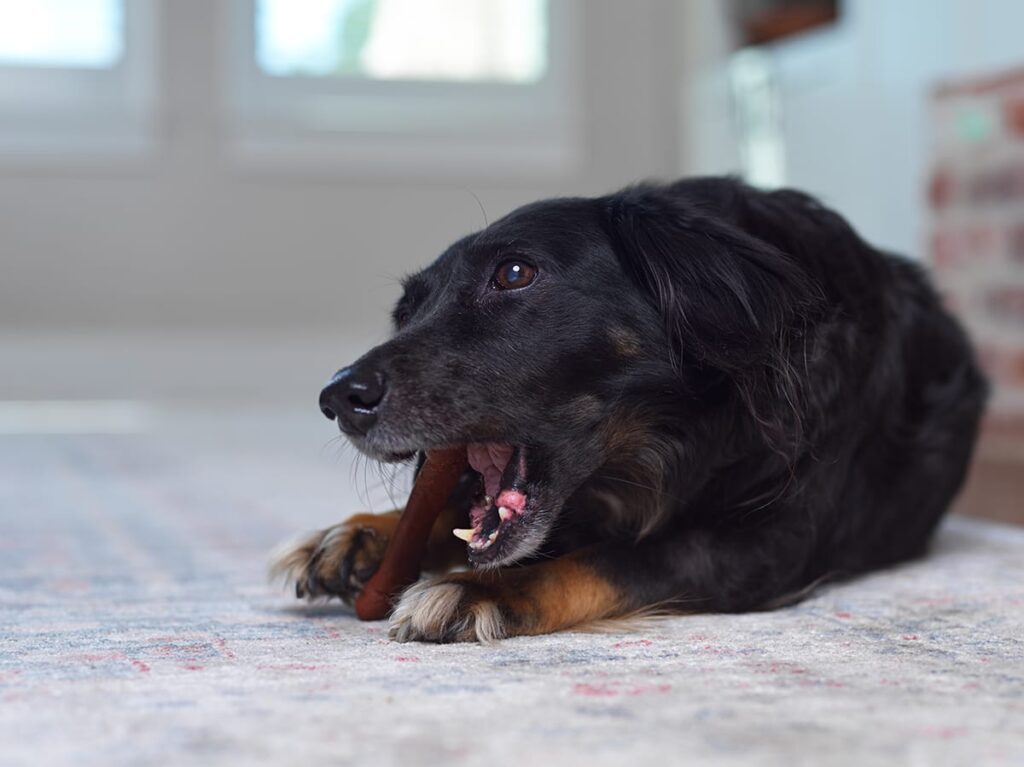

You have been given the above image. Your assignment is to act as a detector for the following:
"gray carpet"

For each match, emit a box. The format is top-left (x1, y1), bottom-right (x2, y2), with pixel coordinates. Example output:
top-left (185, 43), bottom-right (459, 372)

top-left (1, 407), bottom-right (1022, 766)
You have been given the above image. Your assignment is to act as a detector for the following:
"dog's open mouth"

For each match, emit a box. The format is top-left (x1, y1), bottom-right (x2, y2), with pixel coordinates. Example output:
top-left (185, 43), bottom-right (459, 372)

top-left (452, 443), bottom-right (530, 565)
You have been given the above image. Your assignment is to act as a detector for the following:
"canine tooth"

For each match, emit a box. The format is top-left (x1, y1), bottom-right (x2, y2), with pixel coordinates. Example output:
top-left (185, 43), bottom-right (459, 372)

top-left (487, 530), bottom-right (498, 542)
top-left (452, 528), bottom-right (476, 542)
top-left (498, 506), bottom-right (512, 522)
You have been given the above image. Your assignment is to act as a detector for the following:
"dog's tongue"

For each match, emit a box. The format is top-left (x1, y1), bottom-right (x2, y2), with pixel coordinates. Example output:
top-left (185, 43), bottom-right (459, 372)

top-left (458, 444), bottom-right (529, 553)
top-left (467, 443), bottom-right (513, 500)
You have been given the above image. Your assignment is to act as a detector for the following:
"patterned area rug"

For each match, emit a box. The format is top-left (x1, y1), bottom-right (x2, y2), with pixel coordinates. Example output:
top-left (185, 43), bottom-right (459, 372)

top-left (1, 410), bottom-right (1023, 766)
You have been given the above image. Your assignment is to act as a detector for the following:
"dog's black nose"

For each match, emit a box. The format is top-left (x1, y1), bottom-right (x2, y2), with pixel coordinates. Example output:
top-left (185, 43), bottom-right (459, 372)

top-left (319, 366), bottom-right (387, 434)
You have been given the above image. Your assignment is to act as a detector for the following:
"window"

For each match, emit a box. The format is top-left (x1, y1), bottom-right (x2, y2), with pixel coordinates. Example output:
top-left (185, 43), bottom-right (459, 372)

top-left (224, 0), bottom-right (578, 176)
top-left (0, 0), bottom-right (123, 69)
top-left (255, 0), bottom-right (547, 83)
top-left (0, 0), bottom-right (156, 159)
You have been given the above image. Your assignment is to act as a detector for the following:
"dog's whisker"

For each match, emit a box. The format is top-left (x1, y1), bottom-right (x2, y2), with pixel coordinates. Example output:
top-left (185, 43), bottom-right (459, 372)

top-left (349, 451), bottom-right (368, 509)
top-left (319, 434), bottom-right (344, 455)
top-left (460, 186), bottom-right (489, 229)
top-left (385, 460), bottom-right (415, 512)
top-left (375, 459), bottom-right (403, 512)
top-left (321, 435), bottom-right (351, 469)
top-left (359, 453), bottom-right (376, 510)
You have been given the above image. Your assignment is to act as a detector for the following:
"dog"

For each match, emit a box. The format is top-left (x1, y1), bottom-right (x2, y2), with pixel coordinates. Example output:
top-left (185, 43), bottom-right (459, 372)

top-left (273, 176), bottom-right (987, 643)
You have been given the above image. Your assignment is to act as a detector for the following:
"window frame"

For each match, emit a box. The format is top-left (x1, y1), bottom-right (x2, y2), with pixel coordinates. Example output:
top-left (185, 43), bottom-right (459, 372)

top-left (0, 0), bottom-right (158, 161)
top-left (221, 0), bottom-right (581, 178)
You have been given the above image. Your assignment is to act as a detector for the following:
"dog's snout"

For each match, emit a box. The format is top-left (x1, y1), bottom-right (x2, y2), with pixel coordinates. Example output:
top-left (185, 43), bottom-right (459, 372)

top-left (319, 366), bottom-right (388, 434)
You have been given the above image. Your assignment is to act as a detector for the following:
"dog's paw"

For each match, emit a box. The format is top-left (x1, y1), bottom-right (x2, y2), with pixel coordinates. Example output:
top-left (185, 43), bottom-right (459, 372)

top-left (388, 577), bottom-right (508, 643)
top-left (270, 513), bottom-right (397, 604)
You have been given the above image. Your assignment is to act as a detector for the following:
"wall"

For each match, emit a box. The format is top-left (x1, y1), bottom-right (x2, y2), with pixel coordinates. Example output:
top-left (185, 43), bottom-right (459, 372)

top-left (0, 0), bottom-right (683, 339)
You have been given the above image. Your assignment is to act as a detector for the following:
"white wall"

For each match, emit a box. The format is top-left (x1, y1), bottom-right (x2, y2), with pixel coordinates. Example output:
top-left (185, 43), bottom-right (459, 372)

top-left (0, 0), bottom-right (683, 338)
top-left (684, 0), bottom-right (1024, 258)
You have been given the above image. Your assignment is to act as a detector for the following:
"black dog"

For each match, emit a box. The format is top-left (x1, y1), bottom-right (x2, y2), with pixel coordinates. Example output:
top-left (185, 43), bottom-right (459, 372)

top-left (274, 176), bottom-right (987, 642)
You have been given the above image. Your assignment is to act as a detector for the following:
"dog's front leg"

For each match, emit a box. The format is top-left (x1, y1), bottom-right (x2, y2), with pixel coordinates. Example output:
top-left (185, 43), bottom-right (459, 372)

top-left (272, 501), bottom-right (466, 604)
top-left (388, 553), bottom-right (626, 642)
top-left (389, 522), bottom-right (812, 642)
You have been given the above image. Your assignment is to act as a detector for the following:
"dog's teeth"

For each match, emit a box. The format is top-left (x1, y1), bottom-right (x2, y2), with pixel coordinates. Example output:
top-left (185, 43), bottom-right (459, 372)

top-left (487, 530), bottom-right (498, 542)
top-left (483, 495), bottom-right (494, 507)
top-left (498, 506), bottom-right (512, 522)
top-left (452, 528), bottom-right (476, 542)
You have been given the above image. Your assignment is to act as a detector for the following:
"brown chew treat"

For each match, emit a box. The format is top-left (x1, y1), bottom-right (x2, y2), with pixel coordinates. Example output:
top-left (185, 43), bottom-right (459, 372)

top-left (354, 447), bottom-right (468, 620)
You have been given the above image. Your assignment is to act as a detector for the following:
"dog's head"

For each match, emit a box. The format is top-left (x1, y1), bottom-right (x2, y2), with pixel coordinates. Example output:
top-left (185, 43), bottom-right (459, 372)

top-left (320, 183), bottom-right (819, 567)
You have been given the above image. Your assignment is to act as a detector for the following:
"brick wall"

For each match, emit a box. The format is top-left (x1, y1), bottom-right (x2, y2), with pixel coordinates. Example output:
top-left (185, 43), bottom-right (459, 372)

top-left (930, 68), bottom-right (1024, 525)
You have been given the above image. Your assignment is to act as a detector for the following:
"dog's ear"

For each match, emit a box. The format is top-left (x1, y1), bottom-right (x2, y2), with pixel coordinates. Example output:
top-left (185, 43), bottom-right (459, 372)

top-left (602, 185), bottom-right (818, 373)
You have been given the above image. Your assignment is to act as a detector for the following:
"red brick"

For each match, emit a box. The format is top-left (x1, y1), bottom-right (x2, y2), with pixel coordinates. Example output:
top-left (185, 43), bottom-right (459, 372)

top-left (1004, 99), bottom-right (1024, 139)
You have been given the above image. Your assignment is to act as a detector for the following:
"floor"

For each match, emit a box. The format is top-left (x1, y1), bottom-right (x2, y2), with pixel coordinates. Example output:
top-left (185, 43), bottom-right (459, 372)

top-left (1, 398), bottom-right (1022, 767)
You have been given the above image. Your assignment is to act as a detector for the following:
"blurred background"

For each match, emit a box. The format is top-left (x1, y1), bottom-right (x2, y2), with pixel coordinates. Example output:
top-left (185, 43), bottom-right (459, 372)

top-left (1, 0), bottom-right (1022, 523)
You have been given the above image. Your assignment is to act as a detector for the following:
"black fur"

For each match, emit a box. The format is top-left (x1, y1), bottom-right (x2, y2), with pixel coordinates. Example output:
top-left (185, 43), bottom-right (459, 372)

top-left (329, 176), bottom-right (987, 615)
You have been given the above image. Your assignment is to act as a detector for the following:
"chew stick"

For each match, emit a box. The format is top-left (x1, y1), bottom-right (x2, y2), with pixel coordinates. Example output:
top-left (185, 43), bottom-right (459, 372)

top-left (354, 447), bottom-right (468, 621)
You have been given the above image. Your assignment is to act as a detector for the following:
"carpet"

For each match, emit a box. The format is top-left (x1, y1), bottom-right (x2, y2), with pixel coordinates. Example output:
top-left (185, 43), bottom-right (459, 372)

top-left (1, 408), bottom-right (1022, 766)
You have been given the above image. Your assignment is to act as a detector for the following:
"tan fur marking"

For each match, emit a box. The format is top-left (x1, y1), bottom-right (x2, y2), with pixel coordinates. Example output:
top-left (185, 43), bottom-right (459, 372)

top-left (387, 553), bottom-right (624, 642)
top-left (608, 326), bottom-right (643, 357)
top-left (318, 512), bottom-right (396, 575)
top-left (510, 555), bottom-right (624, 634)
top-left (443, 555), bottom-right (624, 634)
top-left (593, 408), bottom-right (674, 538)
top-left (601, 409), bottom-right (654, 453)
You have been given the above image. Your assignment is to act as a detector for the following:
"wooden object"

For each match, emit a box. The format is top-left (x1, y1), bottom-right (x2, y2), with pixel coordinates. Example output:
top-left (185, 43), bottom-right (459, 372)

top-left (354, 447), bottom-right (468, 620)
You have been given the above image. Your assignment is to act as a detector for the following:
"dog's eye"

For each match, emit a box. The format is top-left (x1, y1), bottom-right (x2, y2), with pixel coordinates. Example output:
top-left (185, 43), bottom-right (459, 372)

top-left (492, 261), bottom-right (537, 291)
